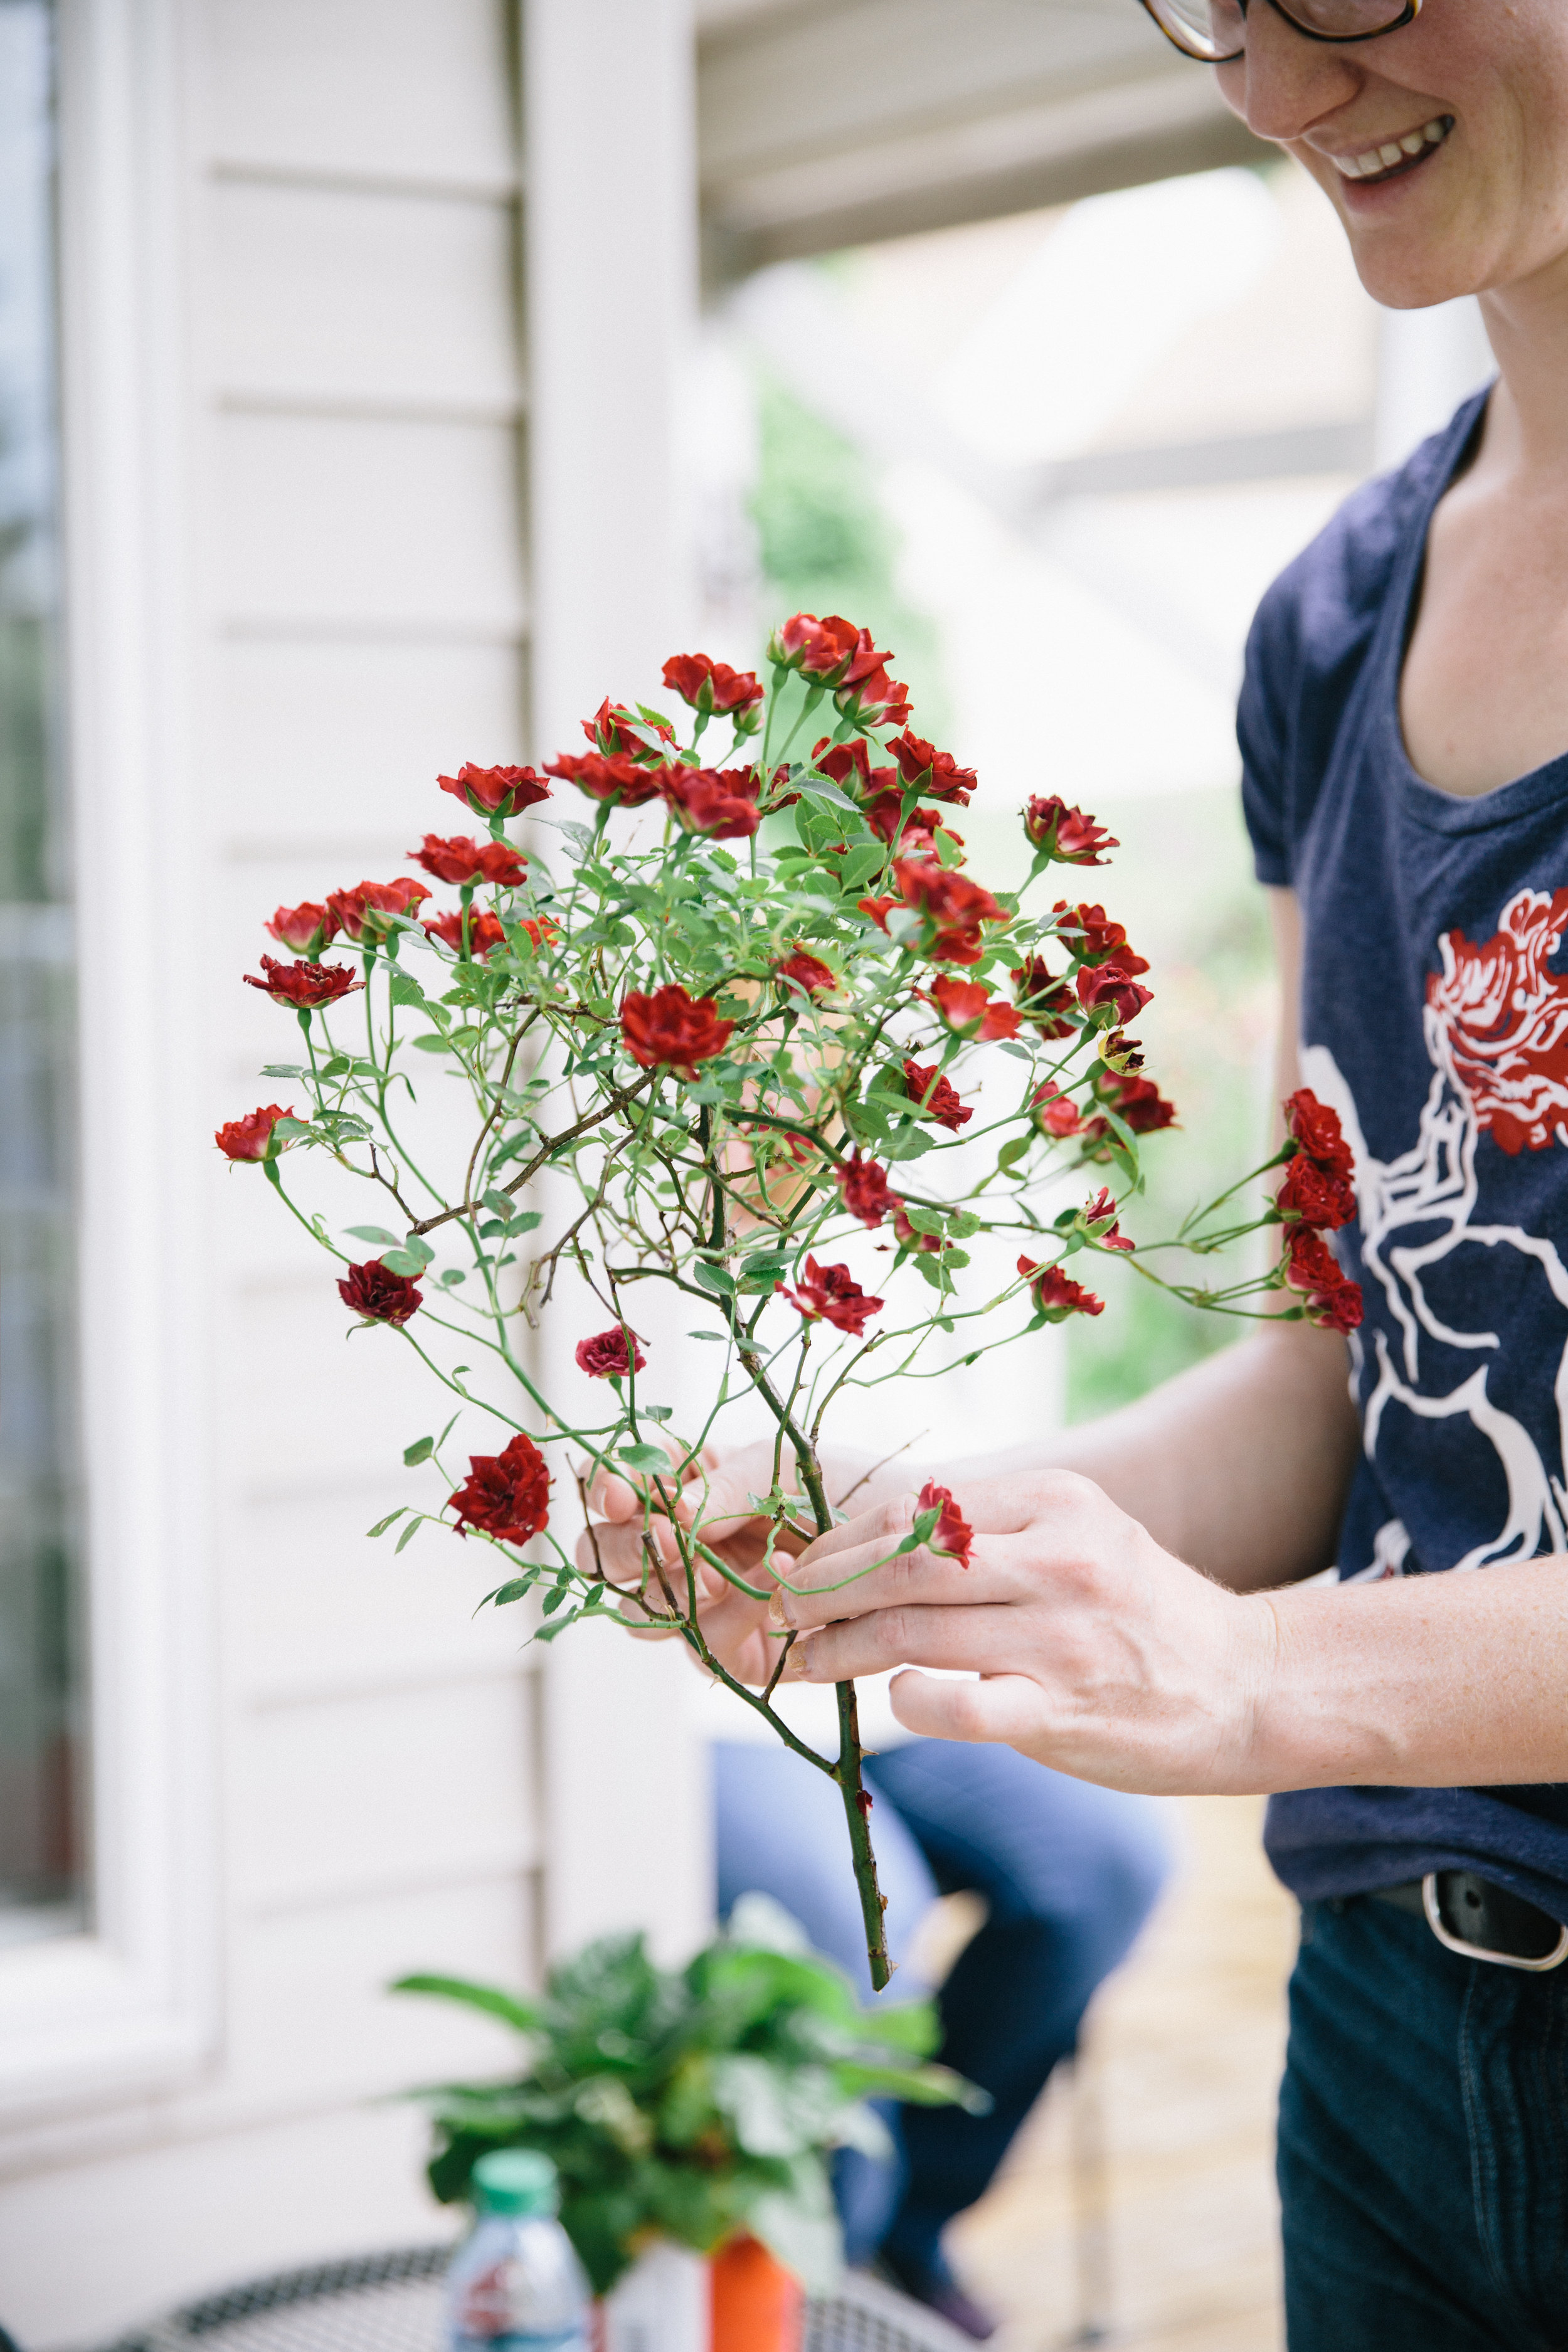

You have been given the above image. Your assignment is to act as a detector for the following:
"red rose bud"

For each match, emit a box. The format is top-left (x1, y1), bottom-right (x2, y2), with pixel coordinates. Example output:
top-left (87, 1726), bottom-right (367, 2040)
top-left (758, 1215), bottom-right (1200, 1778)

top-left (917, 1480), bottom-right (973, 1567)
top-left (1018, 1256), bottom-right (1106, 1322)
top-left (655, 763), bottom-right (763, 839)
top-left (265, 901), bottom-right (338, 958)
top-left (1082, 1187), bottom-right (1134, 1252)
top-left (927, 975), bottom-right (1021, 1042)
top-left (893, 1205), bottom-right (948, 1255)
top-left (408, 834), bottom-right (528, 888)
top-left (243, 956), bottom-right (366, 1009)
top-left (1285, 1089), bottom-right (1355, 1180)
top-left (1312, 1282), bottom-right (1364, 1335)
top-left (887, 730), bottom-right (977, 807)
top-left (519, 914), bottom-right (561, 950)
top-left (1012, 958), bottom-right (1078, 1039)
top-left (1076, 958), bottom-right (1153, 1025)
top-left (423, 908), bottom-right (507, 958)
top-left (1023, 796), bottom-right (1118, 866)
top-left (544, 750), bottom-right (665, 808)
top-left (887, 861), bottom-right (1005, 966)
top-left (620, 983), bottom-right (735, 1078)
top-left (778, 1256), bottom-right (884, 1337)
top-left (901, 1058), bottom-right (973, 1131)
top-left (215, 1103), bottom-right (295, 1162)
top-left (770, 612), bottom-right (865, 680)
top-left (337, 1257), bottom-right (423, 1326)
top-left (838, 661), bottom-right (911, 729)
top-left (1282, 1226), bottom-right (1364, 1332)
top-left (575, 1325), bottom-right (647, 1379)
top-left (835, 1150), bottom-right (898, 1229)
top-left (438, 763), bottom-right (552, 819)
top-left (582, 696), bottom-right (676, 758)
top-left (1276, 1156), bottom-right (1355, 1231)
top-left (661, 653), bottom-right (765, 725)
top-left (1031, 1080), bottom-right (1083, 1138)
top-left (1053, 901), bottom-right (1147, 972)
top-left (811, 738), bottom-right (886, 793)
top-left (326, 877), bottom-right (432, 942)
top-left (1101, 1030), bottom-right (1146, 1073)
top-left (775, 948), bottom-right (837, 997)
top-left (1086, 1071), bottom-right (1177, 1139)
top-left (448, 1431), bottom-right (551, 1545)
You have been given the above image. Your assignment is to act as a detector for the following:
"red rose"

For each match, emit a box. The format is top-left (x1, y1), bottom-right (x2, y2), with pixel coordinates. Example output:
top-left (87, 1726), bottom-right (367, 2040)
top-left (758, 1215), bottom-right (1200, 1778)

top-left (1012, 959), bottom-right (1078, 1039)
top-left (776, 949), bottom-right (837, 997)
top-left (1053, 901), bottom-right (1147, 973)
top-left (1031, 1080), bottom-right (1083, 1138)
top-left (1017, 1256), bottom-right (1106, 1321)
top-left (926, 975), bottom-right (1021, 1042)
top-left (770, 612), bottom-right (864, 681)
top-left (216, 1103), bottom-right (294, 1162)
top-left (423, 908), bottom-right (507, 958)
top-left (812, 738), bottom-right (890, 795)
top-left (544, 750), bottom-right (665, 808)
top-left (519, 914), bottom-right (561, 950)
top-left (901, 1058), bottom-right (972, 1131)
top-left (337, 1256), bottom-right (423, 1327)
top-left (1076, 958), bottom-right (1153, 1025)
top-left (438, 763), bottom-right (552, 819)
top-left (778, 1256), bottom-right (884, 1337)
top-left (1102, 1030), bottom-right (1146, 1073)
top-left (326, 877), bottom-right (432, 943)
top-left (887, 730), bottom-right (977, 807)
top-left (1086, 1071), bottom-right (1177, 1138)
top-left (866, 861), bottom-right (1004, 967)
top-left (408, 834), bottom-right (528, 888)
top-left (620, 984), bottom-right (735, 1079)
top-left (1276, 1156), bottom-right (1355, 1231)
top-left (661, 654), bottom-right (765, 724)
top-left (1313, 1282), bottom-right (1364, 1335)
top-left (1023, 797), bottom-right (1118, 866)
top-left (1283, 1225), bottom-right (1343, 1298)
top-left (243, 956), bottom-right (366, 1009)
top-left (839, 660), bottom-right (911, 729)
top-left (835, 1150), bottom-right (898, 1228)
top-left (655, 763), bottom-right (763, 839)
top-left (1284, 1089), bottom-right (1355, 1179)
top-left (889, 806), bottom-right (963, 862)
top-left (575, 1325), bottom-right (647, 1379)
top-left (1082, 1187), bottom-right (1134, 1252)
top-left (448, 1431), bottom-right (551, 1544)
top-left (917, 1480), bottom-right (973, 1567)
top-left (265, 901), bottom-right (339, 958)
top-left (582, 697), bottom-right (675, 758)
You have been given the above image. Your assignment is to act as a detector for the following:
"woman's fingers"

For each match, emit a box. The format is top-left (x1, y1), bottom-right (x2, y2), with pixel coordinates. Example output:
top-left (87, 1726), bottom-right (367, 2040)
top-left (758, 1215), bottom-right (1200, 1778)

top-left (889, 1668), bottom-right (1042, 1745)
top-left (776, 1522), bottom-right (1049, 1633)
top-left (782, 1599), bottom-right (1027, 1685)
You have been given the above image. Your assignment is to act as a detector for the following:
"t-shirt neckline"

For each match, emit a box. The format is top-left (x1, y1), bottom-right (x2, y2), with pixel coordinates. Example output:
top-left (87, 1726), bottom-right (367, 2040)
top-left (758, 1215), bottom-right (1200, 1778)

top-left (1379, 386), bottom-right (1568, 836)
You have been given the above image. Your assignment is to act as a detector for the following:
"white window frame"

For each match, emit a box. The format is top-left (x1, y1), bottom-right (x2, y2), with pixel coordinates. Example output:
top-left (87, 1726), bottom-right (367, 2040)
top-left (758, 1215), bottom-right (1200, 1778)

top-left (0, 0), bottom-right (218, 2121)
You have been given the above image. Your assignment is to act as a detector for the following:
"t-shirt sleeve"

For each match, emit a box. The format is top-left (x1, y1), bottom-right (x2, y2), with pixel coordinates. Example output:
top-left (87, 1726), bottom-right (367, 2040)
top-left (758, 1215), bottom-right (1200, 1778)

top-left (1237, 581), bottom-right (1298, 889)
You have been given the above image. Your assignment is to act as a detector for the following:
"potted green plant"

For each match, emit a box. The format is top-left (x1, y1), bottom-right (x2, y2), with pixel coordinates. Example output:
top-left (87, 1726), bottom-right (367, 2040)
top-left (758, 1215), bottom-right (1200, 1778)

top-left (396, 1895), bottom-right (982, 2342)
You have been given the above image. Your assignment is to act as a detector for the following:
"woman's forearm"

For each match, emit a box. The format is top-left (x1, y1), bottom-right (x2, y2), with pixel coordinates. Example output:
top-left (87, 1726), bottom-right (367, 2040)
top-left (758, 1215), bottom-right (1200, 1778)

top-left (862, 1323), bottom-right (1362, 1594)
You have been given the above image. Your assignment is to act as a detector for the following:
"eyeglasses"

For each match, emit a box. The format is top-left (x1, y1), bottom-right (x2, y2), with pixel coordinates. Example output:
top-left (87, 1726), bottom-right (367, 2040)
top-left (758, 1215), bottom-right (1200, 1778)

top-left (1138, 0), bottom-right (1421, 64)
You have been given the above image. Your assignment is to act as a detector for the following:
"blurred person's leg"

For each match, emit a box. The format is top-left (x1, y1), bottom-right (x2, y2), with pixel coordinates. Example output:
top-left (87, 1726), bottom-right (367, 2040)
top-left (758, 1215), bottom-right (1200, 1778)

top-left (1279, 1897), bottom-right (1568, 2352)
top-left (861, 1742), bottom-right (1171, 2295)
top-left (712, 1740), bottom-right (939, 2264)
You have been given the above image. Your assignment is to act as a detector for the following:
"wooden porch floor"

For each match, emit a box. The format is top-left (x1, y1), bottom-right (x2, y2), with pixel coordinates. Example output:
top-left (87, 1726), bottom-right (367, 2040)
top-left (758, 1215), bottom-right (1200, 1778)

top-left (947, 1795), bottom-right (1296, 2351)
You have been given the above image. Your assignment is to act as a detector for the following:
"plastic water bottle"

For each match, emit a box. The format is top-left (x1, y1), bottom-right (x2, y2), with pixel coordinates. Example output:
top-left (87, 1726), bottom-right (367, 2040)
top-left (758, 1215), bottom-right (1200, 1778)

top-left (445, 2149), bottom-right (591, 2352)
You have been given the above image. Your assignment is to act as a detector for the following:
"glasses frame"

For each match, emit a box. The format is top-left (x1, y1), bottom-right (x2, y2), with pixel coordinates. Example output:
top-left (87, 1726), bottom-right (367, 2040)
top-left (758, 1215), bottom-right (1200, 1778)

top-left (1137, 0), bottom-right (1421, 64)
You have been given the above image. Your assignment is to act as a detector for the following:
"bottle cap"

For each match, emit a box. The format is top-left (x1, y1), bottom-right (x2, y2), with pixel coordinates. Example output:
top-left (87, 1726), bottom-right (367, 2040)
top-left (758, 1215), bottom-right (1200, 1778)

top-left (471, 2149), bottom-right (561, 2217)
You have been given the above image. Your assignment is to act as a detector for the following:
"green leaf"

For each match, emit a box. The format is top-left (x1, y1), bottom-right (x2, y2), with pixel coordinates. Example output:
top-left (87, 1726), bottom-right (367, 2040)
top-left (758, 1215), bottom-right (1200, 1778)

top-left (347, 1224), bottom-right (402, 1247)
top-left (693, 1261), bottom-right (736, 1296)
top-left (494, 1576), bottom-right (536, 1606)
top-left (262, 1063), bottom-right (307, 1080)
top-left (411, 1031), bottom-right (455, 1052)
top-left (391, 1972), bottom-right (542, 2035)
top-left (366, 1508), bottom-right (408, 1539)
top-left (389, 971), bottom-right (433, 1012)
top-left (997, 1134), bottom-right (1032, 1173)
top-left (688, 1330), bottom-right (728, 1342)
top-left (394, 1515), bottom-right (424, 1554)
top-left (618, 1444), bottom-right (675, 1476)
top-left (541, 1583), bottom-right (571, 1616)
top-left (399, 1234), bottom-right (436, 1266)
top-left (403, 1436), bottom-right (434, 1466)
top-left (271, 1116), bottom-right (313, 1142)
top-left (379, 1248), bottom-right (427, 1277)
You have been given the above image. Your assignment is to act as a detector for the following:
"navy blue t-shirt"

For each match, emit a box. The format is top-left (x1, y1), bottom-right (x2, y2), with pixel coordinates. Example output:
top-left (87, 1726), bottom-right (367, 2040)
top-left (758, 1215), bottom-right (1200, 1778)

top-left (1240, 388), bottom-right (1568, 1924)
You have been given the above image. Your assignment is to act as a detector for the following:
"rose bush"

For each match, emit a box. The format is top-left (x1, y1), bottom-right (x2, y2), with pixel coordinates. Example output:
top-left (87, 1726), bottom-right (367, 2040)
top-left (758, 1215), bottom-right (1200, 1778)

top-left (223, 611), bottom-right (1359, 1985)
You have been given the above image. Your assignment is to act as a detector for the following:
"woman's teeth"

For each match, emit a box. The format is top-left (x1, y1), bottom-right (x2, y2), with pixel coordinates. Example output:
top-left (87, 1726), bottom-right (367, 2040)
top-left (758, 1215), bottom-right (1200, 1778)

top-left (1334, 117), bottom-right (1452, 181)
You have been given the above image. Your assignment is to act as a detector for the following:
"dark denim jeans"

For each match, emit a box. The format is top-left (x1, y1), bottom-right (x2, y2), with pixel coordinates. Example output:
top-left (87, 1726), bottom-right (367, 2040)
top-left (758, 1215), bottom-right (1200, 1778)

top-left (1280, 1894), bottom-right (1568, 2351)
top-left (714, 1736), bottom-right (1170, 2276)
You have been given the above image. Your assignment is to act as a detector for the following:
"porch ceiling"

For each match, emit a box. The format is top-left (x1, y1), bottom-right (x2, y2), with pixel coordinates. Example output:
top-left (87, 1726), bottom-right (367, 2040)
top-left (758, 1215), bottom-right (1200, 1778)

top-left (696, 0), bottom-right (1272, 275)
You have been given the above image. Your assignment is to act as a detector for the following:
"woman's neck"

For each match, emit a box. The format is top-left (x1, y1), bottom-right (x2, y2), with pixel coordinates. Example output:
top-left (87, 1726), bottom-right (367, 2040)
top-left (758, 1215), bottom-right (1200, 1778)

top-left (1478, 247), bottom-right (1568, 479)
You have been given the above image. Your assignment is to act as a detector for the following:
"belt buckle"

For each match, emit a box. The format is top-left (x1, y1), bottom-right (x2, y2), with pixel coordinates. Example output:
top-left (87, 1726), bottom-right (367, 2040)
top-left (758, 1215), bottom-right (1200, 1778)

top-left (1422, 1873), bottom-right (1568, 1973)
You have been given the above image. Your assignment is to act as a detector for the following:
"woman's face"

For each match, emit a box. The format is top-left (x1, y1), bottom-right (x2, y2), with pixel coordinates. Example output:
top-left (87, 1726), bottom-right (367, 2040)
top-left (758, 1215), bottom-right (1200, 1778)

top-left (1214, 3), bottom-right (1568, 309)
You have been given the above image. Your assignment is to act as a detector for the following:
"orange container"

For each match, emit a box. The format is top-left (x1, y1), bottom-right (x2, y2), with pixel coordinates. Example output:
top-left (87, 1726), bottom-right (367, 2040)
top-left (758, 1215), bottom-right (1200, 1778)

top-left (709, 2235), bottom-right (805, 2352)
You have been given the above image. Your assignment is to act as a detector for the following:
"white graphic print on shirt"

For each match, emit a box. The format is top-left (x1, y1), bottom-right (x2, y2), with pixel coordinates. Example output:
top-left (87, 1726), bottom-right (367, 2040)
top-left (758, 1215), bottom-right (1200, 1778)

top-left (1303, 886), bottom-right (1568, 1579)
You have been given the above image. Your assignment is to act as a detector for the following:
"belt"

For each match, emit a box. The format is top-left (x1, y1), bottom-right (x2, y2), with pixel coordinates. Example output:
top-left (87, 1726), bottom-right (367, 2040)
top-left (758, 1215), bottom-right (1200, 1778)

top-left (1370, 1872), bottom-right (1568, 1972)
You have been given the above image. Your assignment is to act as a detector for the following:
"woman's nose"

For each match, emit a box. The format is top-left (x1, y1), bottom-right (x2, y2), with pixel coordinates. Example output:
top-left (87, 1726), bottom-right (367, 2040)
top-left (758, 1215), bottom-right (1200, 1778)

top-left (1220, 4), bottom-right (1364, 146)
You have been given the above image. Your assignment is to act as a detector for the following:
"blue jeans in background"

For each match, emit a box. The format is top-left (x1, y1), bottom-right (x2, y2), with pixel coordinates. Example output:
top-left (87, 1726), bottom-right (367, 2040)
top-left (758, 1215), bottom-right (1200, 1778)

top-left (713, 1737), bottom-right (1170, 2281)
top-left (1280, 1895), bottom-right (1568, 2351)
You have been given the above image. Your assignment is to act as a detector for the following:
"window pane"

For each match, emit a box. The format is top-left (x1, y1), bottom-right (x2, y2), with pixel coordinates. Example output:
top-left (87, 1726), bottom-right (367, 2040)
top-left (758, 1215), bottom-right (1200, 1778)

top-left (0, 0), bottom-right (87, 1943)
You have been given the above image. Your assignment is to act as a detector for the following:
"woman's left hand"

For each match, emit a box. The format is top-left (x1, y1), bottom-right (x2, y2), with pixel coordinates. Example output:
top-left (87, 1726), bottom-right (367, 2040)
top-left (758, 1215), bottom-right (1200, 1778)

top-left (775, 1468), bottom-right (1279, 1796)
